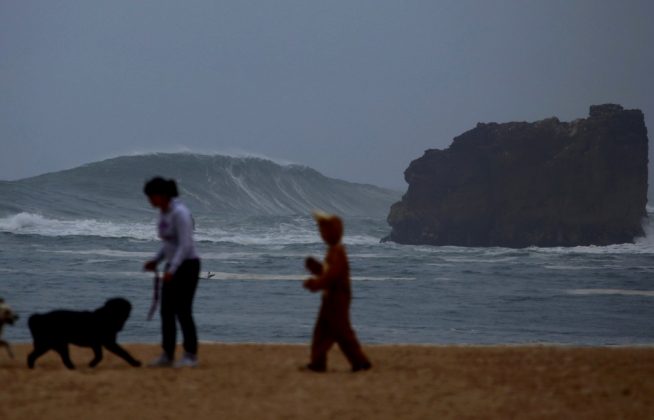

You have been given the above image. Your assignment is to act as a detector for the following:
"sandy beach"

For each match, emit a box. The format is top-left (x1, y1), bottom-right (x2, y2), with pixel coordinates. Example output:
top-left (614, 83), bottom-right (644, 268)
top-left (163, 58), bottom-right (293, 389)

top-left (0, 343), bottom-right (652, 419)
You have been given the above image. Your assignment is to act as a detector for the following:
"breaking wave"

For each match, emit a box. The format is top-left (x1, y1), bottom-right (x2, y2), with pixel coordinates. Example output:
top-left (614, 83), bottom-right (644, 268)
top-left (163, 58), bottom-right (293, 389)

top-left (0, 212), bottom-right (155, 239)
top-left (0, 153), bottom-right (400, 220)
top-left (0, 212), bottom-right (380, 245)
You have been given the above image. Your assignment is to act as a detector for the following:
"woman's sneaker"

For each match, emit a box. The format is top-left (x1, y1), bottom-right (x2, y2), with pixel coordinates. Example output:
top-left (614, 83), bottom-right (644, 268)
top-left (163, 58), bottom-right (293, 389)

top-left (174, 352), bottom-right (198, 368)
top-left (148, 353), bottom-right (174, 367)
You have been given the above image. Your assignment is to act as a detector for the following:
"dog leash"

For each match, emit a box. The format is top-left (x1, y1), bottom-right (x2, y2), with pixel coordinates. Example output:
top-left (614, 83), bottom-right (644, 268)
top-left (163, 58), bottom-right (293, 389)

top-left (147, 270), bottom-right (161, 321)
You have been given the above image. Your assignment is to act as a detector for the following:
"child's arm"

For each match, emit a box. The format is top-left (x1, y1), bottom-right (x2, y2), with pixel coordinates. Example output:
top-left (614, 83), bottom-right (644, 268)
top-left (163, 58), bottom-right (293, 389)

top-left (305, 257), bottom-right (323, 275)
top-left (303, 247), bottom-right (346, 292)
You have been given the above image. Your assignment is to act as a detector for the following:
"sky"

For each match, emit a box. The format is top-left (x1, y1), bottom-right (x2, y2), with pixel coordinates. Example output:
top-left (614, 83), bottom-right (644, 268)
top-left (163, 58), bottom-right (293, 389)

top-left (1, 1), bottom-right (653, 189)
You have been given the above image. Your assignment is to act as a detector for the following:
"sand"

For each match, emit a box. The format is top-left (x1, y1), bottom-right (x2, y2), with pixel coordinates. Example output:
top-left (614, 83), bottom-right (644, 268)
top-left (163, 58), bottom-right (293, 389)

top-left (1, 343), bottom-right (653, 419)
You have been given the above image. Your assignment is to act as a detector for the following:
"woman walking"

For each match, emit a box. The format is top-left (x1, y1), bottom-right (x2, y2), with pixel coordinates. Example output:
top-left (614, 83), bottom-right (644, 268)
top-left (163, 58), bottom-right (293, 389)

top-left (143, 177), bottom-right (201, 368)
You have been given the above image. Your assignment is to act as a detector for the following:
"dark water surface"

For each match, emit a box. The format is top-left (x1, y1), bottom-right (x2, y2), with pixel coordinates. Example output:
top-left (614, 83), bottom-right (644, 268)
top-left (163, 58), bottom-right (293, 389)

top-left (2, 213), bottom-right (653, 345)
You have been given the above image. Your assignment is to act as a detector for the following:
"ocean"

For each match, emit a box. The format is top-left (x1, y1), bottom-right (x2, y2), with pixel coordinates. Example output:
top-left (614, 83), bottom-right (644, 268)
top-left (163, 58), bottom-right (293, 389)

top-left (1, 154), bottom-right (653, 345)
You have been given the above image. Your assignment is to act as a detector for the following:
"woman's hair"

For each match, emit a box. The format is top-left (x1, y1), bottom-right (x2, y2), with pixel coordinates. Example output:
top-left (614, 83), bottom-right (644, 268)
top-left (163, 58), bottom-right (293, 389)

top-left (143, 177), bottom-right (179, 198)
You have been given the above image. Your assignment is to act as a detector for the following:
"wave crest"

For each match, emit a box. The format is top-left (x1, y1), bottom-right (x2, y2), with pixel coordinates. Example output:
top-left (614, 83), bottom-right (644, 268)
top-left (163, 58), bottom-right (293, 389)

top-left (1, 153), bottom-right (400, 219)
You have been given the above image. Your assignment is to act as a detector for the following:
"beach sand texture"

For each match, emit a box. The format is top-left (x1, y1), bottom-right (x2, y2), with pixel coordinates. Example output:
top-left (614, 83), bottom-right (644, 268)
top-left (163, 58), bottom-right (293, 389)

top-left (1, 343), bottom-right (653, 419)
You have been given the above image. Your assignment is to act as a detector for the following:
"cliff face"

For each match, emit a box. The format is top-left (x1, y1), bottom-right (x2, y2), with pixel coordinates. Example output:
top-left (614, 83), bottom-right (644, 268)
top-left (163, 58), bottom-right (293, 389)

top-left (386, 104), bottom-right (649, 247)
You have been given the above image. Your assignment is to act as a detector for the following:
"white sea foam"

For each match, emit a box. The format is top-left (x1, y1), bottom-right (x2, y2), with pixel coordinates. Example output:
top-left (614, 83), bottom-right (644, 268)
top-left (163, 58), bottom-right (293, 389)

top-left (567, 289), bottom-right (654, 298)
top-left (0, 212), bottom-right (379, 246)
top-left (352, 276), bottom-right (415, 281)
top-left (544, 265), bottom-right (622, 271)
top-left (197, 224), bottom-right (378, 246)
top-left (528, 232), bottom-right (654, 256)
top-left (200, 252), bottom-right (269, 260)
top-left (43, 249), bottom-right (155, 258)
top-left (529, 215), bottom-right (654, 255)
top-left (201, 272), bottom-right (415, 281)
top-left (202, 272), bottom-right (304, 281)
top-left (197, 226), bottom-right (318, 245)
top-left (441, 256), bottom-right (519, 264)
top-left (531, 241), bottom-right (654, 256)
top-left (0, 212), bottom-right (155, 240)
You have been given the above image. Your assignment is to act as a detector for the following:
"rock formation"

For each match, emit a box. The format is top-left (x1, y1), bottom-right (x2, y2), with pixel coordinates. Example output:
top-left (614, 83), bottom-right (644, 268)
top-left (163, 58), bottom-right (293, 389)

top-left (385, 104), bottom-right (649, 247)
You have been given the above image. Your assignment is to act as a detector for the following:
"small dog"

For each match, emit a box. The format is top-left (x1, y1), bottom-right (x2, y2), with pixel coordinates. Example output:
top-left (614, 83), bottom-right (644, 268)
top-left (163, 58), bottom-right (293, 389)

top-left (0, 297), bottom-right (19, 358)
top-left (27, 297), bottom-right (141, 369)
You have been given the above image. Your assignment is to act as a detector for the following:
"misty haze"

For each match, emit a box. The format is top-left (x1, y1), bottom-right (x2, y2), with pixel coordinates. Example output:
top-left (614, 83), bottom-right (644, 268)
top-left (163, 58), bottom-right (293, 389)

top-left (1, 2), bottom-right (653, 419)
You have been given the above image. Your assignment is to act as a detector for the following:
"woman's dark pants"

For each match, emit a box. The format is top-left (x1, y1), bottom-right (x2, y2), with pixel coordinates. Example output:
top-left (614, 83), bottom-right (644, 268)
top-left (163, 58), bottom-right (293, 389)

top-left (161, 259), bottom-right (200, 358)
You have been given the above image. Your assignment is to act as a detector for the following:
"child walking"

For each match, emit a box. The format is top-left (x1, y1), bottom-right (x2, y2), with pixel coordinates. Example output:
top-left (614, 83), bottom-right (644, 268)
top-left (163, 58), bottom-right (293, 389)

top-left (303, 212), bottom-right (371, 372)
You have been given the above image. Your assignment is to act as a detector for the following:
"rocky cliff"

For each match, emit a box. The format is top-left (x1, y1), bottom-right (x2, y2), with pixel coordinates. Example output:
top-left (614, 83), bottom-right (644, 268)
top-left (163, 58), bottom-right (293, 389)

top-left (386, 104), bottom-right (649, 247)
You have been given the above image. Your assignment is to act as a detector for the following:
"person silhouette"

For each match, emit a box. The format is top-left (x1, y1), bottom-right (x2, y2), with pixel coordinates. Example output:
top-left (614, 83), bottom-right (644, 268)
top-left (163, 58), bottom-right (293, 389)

top-left (143, 177), bottom-right (201, 368)
top-left (303, 212), bottom-right (371, 372)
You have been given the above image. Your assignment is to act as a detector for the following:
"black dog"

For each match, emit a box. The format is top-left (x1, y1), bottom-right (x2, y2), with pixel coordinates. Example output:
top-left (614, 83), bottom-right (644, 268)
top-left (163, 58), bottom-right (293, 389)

top-left (27, 298), bottom-right (141, 369)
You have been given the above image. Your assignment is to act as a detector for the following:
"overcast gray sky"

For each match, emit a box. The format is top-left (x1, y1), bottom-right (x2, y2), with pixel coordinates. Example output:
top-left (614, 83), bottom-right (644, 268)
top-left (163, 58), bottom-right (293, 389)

top-left (1, 1), bottom-right (652, 189)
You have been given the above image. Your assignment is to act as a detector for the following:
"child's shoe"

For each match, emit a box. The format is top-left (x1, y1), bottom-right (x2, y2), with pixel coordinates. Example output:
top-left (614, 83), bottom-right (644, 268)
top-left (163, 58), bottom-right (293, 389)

top-left (301, 363), bottom-right (326, 373)
top-left (352, 361), bottom-right (372, 372)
